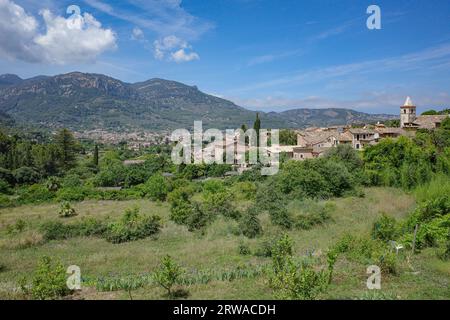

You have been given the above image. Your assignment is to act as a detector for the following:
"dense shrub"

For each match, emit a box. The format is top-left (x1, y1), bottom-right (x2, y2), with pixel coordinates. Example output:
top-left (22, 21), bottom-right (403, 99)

top-left (325, 144), bottom-right (363, 171)
top-left (94, 162), bottom-right (127, 187)
top-left (61, 174), bottom-right (82, 188)
top-left (105, 207), bottom-right (162, 244)
top-left (0, 194), bottom-right (13, 208)
top-left (0, 179), bottom-right (12, 194)
top-left (268, 234), bottom-right (329, 300)
top-left (143, 173), bottom-right (169, 201)
top-left (41, 217), bottom-right (108, 241)
top-left (233, 181), bottom-right (257, 200)
top-left (239, 207), bottom-right (262, 238)
top-left (203, 190), bottom-right (240, 220)
top-left (269, 205), bottom-right (293, 229)
top-left (17, 184), bottom-right (55, 204)
top-left (21, 256), bottom-right (70, 300)
top-left (255, 182), bottom-right (285, 211)
top-left (0, 168), bottom-right (14, 185)
top-left (56, 187), bottom-right (89, 202)
top-left (13, 167), bottom-right (41, 185)
top-left (332, 234), bottom-right (398, 274)
top-left (238, 242), bottom-right (251, 255)
top-left (202, 179), bottom-right (226, 194)
top-left (184, 202), bottom-right (212, 232)
top-left (294, 202), bottom-right (334, 230)
top-left (372, 214), bottom-right (398, 241)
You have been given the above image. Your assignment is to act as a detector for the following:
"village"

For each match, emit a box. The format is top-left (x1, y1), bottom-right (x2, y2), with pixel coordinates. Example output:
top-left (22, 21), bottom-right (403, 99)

top-left (267, 97), bottom-right (449, 161)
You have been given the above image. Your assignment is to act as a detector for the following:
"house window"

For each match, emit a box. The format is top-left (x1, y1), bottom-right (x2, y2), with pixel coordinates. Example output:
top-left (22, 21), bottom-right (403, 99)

top-left (356, 144), bottom-right (360, 149)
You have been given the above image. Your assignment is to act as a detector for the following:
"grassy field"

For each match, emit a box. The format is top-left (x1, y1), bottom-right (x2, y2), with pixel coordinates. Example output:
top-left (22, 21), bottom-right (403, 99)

top-left (0, 187), bottom-right (448, 300)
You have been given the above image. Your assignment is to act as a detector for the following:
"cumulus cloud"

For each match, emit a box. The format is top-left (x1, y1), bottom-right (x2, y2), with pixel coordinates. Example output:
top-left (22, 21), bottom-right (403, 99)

top-left (131, 27), bottom-right (144, 40)
top-left (0, 0), bottom-right (116, 64)
top-left (170, 48), bottom-right (199, 63)
top-left (153, 35), bottom-right (199, 63)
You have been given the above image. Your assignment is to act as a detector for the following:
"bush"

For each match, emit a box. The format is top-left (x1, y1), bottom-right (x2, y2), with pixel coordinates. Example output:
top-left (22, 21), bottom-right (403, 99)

top-left (372, 213), bottom-right (398, 241)
top-left (13, 167), bottom-right (41, 185)
top-left (233, 181), bottom-right (257, 200)
top-left (238, 242), bottom-right (251, 255)
top-left (269, 205), bottom-right (293, 229)
top-left (153, 255), bottom-right (185, 297)
top-left (0, 179), bottom-right (12, 194)
top-left (22, 256), bottom-right (70, 300)
top-left (45, 177), bottom-right (61, 192)
top-left (268, 234), bottom-right (329, 300)
top-left (184, 202), bottom-right (211, 232)
top-left (202, 179), bottom-right (226, 194)
top-left (105, 207), bottom-right (162, 244)
top-left (17, 184), bottom-right (55, 204)
top-left (6, 219), bottom-right (27, 235)
top-left (332, 234), bottom-right (398, 274)
top-left (203, 190), bottom-right (240, 220)
top-left (437, 231), bottom-right (450, 261)
top-left (40, 221), bottom-right (72, 241)
top-left (61, 174), bottom-right (82, 188)
top-left (41, 217), bottom-right (108, 241)
top-left (0, 194), bottom-right (13, 208)
top-left (294, 202), bottom-right (333, 230)
top-left (0, 168), bottom-right (14, 185)
top-left (255, 238), bottom-right (277, 257)
top-left (143, 173), bottom-right (169, 201)
top-left (56, 187), bottom-right (89, 202)
top-left (58, 202), bottom-right (77, 218)
top-left (239, 207), bottom-right (262, 239)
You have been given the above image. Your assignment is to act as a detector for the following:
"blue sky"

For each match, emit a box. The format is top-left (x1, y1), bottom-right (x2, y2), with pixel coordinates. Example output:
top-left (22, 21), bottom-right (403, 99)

top-left (1, 0), bottom-right (450, 114)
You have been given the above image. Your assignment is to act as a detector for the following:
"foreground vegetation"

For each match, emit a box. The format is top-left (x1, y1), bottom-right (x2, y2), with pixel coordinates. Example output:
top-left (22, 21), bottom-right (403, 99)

top-left (0, 118), bottom-right (449, 300)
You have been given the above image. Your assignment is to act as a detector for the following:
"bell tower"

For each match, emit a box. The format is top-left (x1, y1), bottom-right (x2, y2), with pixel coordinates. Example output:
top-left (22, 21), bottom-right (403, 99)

top-left (400, 96), bottom-right (416, 128)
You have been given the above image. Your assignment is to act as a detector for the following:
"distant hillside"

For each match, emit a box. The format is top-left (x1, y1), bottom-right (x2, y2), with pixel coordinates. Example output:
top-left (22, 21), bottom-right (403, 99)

top-left (0, 74), bottom-right (23, 88)
top-left (0, 72), bottom-right (397, 131)
top-left (276, 108), bottom-right (397, 128)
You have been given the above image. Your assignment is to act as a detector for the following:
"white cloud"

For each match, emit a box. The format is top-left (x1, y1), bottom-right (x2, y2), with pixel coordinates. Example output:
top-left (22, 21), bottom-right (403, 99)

top-left (0, 0), bottom-right (116, 64)
top-left (0, 0), bottom-right (40, 62)
top-left (131, 27), bottom-right (144, 40)
top-left (170, 48), bottom-right (199, 63)
top-left (153, 35), bottom-right (199, 63)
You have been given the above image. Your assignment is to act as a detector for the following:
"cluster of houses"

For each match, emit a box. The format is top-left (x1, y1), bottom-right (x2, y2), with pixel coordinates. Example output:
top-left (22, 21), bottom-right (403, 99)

top-left (268, 97), bottom-right (448, 161)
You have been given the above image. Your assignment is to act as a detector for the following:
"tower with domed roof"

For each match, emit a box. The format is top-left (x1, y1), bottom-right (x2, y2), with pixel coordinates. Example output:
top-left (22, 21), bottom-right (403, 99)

top-left (400, 96), bottom-right (417, 128)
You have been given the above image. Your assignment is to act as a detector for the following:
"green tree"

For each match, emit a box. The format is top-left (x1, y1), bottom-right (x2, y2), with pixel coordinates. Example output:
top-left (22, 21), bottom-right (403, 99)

top-left (24, 256), bottom-right (70, 300)
top-left (269, 234), bottom-right (329, 300)
top-left (54, 129), bottom-right (78, 171)
top-left (239, 206), bottom-right (262, 238)
top-left (144, 173), bottom-right (169, 201)
top-left (153, 255), bottom-right (184, 297)
top-left (279, 129), bottom-right (297, 146)
top-left (253, 113), bottom-right (261, 156)
top-left (93, 144), bottom-right (99, 167)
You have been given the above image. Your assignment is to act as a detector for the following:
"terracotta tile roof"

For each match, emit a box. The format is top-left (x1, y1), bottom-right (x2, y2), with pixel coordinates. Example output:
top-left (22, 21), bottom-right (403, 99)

top-left (414, 115), bottom-right (448, 130)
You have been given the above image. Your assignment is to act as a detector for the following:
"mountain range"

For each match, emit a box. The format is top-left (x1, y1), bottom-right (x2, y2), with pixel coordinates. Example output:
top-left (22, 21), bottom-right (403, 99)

top-left (0, 72), bottom-right (397, 132)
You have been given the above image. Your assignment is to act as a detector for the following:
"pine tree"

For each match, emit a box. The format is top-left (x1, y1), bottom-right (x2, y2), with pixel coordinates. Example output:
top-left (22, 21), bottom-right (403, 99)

top-left (54, 129), bottom-right (78, 171)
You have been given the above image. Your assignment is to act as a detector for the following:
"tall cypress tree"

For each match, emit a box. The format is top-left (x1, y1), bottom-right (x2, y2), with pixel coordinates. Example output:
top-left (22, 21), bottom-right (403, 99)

top-left (253, 113), bottom-right (261, 162)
